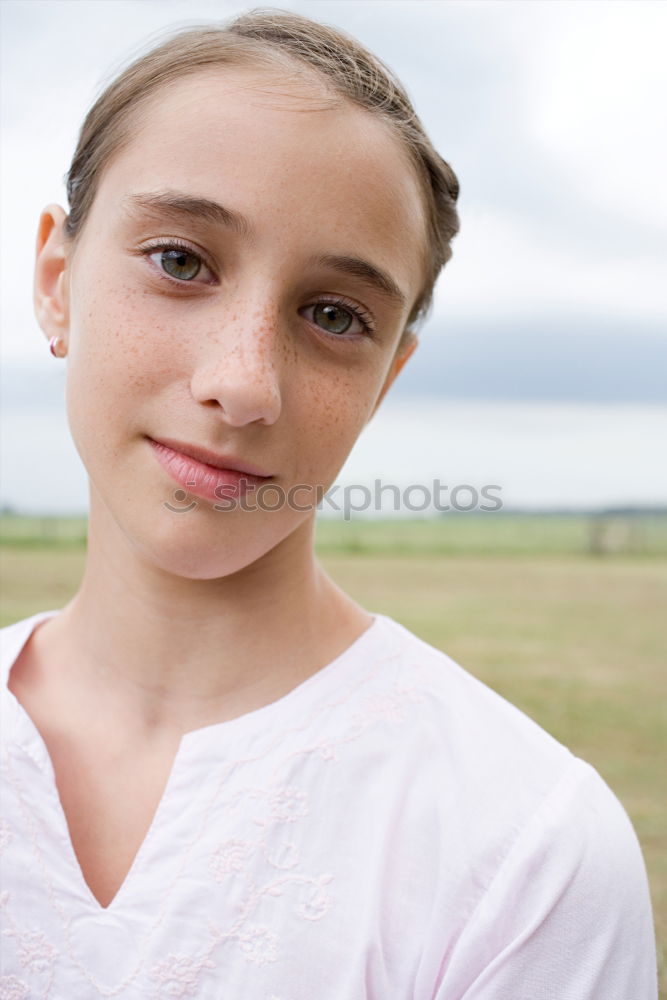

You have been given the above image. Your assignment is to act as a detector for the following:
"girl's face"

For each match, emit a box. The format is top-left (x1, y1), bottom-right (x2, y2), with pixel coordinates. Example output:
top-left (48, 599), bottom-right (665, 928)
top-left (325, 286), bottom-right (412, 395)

top-left (40, 66), bottom-right (427, 577)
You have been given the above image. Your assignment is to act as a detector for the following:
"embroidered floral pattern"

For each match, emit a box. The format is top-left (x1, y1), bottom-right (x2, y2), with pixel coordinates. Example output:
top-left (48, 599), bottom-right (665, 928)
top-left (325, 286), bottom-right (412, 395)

top-left (205, 775), bottom-right (331, 966)
top-left (355, 683), bottom-right (424, 726)
top-left (0, 819), bottom-right (12, 853)
top-left (149, 953), bottom-right (216, 998)
top-left (294, 873), bottom-right (333, 921)
top-left (0, 975), bottom-right (30, 1000)
top-left (266, 785), bottom-right (309, 823)
top-left (4, 926), bottom-right (57, 975)
top-left (2, 614), bottom-right (434, 998)
top-left (208, 837), bottom-right (252, 881)
top-left (263, 838), bottom-right (300, 871)
top-left (236, 923), bottom-right (280, 965)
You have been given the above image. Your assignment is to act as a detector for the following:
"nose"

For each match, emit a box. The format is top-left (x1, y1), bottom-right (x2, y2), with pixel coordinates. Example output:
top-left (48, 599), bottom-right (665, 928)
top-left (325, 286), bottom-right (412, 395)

top-left (189, 307), bottom-right (283, 427)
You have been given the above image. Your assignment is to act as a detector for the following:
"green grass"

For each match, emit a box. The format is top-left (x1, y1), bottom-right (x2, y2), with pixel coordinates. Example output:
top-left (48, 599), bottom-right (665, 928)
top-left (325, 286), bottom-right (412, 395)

top-left (314, 511), bottom-right (667, 557)
top-left (1, 515), bottom-right (665, 989)
top-left (2, 511), bottom-right (667, 555)
top-left (0, 514), bottom-right (89, 547)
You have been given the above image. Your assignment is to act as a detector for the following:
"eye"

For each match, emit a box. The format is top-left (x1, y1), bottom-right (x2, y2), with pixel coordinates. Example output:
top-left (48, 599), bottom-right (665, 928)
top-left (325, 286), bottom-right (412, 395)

top-left (156, 247), bottom-right (201, 281)
top-left (140, 239), bottom-right (216, 286)
top-left (300, 298), bottom-right (374, 338)
top-left (313, 303), bottom-right (355, 335)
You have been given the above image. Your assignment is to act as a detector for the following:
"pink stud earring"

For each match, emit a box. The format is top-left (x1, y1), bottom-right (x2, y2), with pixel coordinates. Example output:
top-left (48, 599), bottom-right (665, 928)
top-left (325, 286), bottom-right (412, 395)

top-left (49, 336), bottom-right (67, 358)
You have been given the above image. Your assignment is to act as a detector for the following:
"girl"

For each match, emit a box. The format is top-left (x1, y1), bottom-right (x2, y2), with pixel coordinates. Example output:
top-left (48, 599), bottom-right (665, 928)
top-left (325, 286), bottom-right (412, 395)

top-left (0, 9), bottom-right (657, 998)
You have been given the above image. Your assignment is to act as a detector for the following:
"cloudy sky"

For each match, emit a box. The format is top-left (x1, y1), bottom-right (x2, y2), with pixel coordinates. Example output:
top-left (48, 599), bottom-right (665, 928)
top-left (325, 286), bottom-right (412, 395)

top-left (1, 0), bottom-right (665, 512)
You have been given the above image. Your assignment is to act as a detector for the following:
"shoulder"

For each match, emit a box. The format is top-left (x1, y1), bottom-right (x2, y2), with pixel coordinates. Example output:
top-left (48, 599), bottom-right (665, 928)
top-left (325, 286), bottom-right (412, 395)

top-left (373, 613), bottom-right (646, 822)
top-left (1, 610), bottom-right (58, 644)
top-left (433, 755), bottom-right (658, 997)
top-left (355, 612), bottom-right (581, 877)
top-left (370, 613), bottom-right (652, 900)
top-left (1, 610), bottom-right (58, 675)
top-left (372, 613), bottom-right (573, 802)
top-left (371, 616), bottom-right (657, 997)
top-left (1, 611), bottom-right (59, 738)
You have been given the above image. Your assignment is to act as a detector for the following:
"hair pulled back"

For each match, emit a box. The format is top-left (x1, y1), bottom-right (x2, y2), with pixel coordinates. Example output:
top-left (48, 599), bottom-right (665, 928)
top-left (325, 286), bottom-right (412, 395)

top-left (64, 7), bottom-right (460, 326)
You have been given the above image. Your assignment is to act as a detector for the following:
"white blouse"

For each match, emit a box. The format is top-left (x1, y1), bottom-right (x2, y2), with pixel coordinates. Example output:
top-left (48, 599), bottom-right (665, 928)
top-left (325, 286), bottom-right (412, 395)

top-left (0, 609), bottom-right (658, 999)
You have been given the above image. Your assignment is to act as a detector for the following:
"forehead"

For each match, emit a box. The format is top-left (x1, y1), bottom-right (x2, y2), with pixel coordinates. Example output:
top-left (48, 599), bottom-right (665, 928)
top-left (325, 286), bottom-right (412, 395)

top-left (95, 65), bottom-right (428, 306)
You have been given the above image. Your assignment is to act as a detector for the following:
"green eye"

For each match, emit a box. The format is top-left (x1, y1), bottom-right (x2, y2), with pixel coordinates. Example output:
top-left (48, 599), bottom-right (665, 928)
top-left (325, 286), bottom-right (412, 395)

top-left (312, 303), bottom-right (353, 335)
top-left (160, 248), bottom-right (201, 281)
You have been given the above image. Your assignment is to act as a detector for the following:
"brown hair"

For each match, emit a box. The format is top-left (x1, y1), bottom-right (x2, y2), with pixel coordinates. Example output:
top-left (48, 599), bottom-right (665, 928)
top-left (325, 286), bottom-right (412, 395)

top-left (64, 7), bottom-right (460, 329)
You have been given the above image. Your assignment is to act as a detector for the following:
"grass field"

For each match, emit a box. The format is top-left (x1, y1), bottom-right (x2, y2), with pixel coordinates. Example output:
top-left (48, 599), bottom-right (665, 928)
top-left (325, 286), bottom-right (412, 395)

top-left (1, 512), bottom-right (665, 991)
top-left (3, 509), bottom-right (667, 555)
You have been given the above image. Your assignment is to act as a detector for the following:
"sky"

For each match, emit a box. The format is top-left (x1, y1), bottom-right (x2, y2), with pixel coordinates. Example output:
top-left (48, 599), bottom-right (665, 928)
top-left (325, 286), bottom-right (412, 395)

top-left (0, 0), bottom-right (666, 513)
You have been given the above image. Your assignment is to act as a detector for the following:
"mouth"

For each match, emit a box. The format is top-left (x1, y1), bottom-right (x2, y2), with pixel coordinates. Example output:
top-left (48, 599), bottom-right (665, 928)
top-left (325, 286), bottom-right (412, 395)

top-left (147, 436), bottom-right (273, 504)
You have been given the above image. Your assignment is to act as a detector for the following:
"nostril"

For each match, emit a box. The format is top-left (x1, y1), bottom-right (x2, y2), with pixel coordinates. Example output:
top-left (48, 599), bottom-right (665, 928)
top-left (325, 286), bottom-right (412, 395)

top-left (190, 353), bottom-right (282, 427)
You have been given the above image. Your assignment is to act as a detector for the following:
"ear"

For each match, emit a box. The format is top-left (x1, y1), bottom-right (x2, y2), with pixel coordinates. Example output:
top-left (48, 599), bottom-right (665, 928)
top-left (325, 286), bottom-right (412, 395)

top-left (33, 204), bottom-right (71, 346)
top-left (368, 330), bottom-right (418, 421)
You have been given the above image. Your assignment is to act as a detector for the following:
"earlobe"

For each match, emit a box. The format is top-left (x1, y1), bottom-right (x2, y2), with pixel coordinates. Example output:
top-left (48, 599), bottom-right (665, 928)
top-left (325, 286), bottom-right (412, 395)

top-left (368, 331), bottom-right (418, 421)
top-left (33, 204), bottom-right (71, 347)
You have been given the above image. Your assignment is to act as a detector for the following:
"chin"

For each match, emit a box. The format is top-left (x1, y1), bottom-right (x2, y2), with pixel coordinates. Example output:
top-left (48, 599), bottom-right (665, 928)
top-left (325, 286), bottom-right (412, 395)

top-left (127, 505), bottom-right (302, 581)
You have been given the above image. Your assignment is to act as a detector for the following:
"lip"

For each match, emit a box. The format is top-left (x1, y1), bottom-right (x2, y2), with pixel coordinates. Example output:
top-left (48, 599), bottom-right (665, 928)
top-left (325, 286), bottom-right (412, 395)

top-left (147, 436), bottom-right (273, 504)
top-left (149, 436), bottom-right (272, 477)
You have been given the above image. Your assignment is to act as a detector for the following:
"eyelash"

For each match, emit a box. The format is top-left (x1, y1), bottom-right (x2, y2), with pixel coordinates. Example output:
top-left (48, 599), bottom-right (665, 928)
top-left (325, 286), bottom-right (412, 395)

top-left (138, 239), bottom-right (376, 339)
top-left (301, 298), bottom-right (376, 339)
top-left (139, 238), bottom-right (217, 287)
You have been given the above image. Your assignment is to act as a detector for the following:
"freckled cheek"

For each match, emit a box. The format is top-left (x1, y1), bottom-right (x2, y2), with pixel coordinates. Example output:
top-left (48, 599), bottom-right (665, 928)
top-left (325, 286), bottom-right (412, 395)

top-left (294, 370), bottom-right (375, 482)
top-left (70, 284), bottom-right (184, 391)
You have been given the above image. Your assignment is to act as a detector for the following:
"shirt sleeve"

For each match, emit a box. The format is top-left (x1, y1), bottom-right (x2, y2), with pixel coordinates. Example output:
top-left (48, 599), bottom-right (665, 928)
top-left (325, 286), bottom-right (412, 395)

top-left (433, 757), bottom-right (659, 1000)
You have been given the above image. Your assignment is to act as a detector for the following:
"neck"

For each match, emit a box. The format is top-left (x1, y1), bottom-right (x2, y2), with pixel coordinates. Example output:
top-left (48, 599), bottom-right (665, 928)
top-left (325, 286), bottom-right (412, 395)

top-left (31, 494), bottom-right (371, 742)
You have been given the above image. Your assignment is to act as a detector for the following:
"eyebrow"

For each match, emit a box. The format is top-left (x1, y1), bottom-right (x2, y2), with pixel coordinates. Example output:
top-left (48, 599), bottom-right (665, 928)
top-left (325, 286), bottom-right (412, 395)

top-left (122, 190), bottom-right (407, 308)
top-left (122, 191), bottom-right (251, 237)
top-left (310, 254), bottom-right (407, 308)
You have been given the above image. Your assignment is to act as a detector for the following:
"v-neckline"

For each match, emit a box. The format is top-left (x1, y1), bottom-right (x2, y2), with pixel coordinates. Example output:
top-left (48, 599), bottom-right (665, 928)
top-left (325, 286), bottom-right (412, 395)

top-left (1, 608), bottom-right (386, 913)
top-left (62, 740), bottom-right (188, 912)
top-left (2, 611), bottom-right (193, 911)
